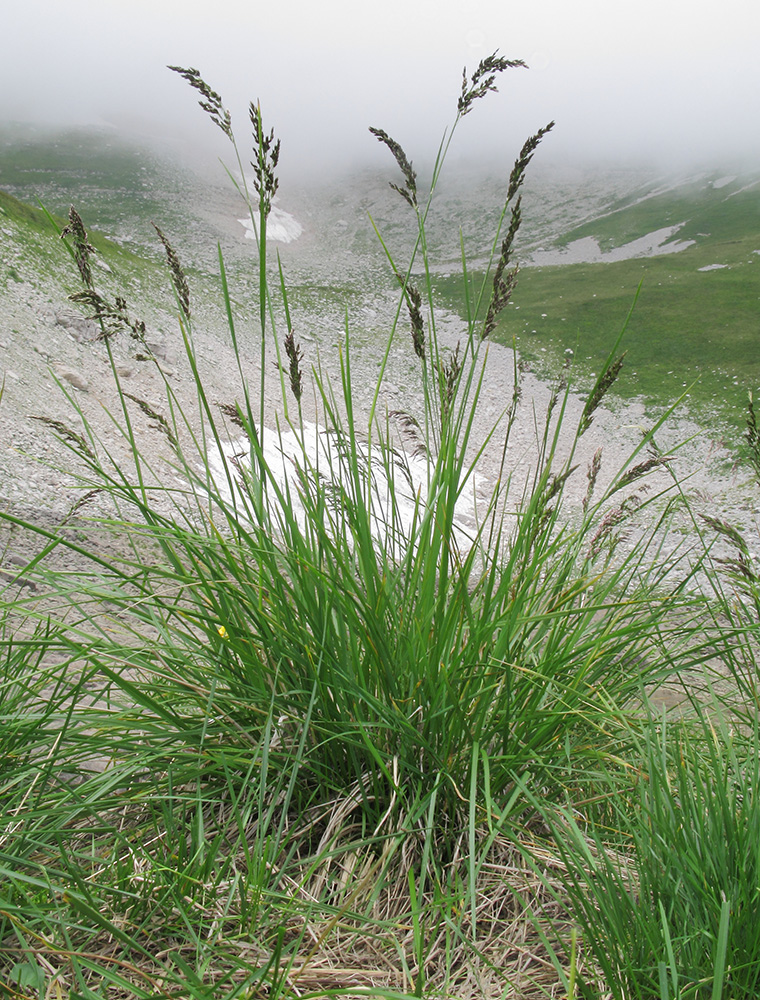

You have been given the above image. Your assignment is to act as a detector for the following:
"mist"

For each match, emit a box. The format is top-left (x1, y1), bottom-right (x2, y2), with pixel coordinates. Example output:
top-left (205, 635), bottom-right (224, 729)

top-left (3, 0), bottom-right (759, 182)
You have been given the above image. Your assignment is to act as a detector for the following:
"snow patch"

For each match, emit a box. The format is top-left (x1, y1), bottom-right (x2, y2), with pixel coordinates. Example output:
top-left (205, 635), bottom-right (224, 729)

top-left (238, 203), bottom-right (303, 244)
top-left (206, 421), bottom-right (484, 557)
top-left (528, 224), bottom-right (695, 267)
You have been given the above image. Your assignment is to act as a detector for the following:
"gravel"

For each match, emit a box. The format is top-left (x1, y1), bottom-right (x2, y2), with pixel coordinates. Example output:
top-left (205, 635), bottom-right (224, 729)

top-left (1, 219), bottom-right (757, 592)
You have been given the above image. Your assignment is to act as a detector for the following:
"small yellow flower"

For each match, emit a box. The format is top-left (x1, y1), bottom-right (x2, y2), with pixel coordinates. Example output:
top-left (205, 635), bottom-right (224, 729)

top-left (217, 624), bottom-right (229, 639)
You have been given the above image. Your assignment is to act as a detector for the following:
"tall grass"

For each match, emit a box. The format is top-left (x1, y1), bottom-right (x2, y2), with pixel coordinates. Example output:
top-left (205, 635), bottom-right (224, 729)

top-left (516, 708), bottom-right (760, 999)
top-left (1, 54), bottom-right (758, 999)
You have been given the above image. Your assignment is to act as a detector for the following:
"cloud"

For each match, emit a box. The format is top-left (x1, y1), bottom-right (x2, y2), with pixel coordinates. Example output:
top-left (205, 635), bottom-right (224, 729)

top-left (2, 0), bottom-right (758, 176)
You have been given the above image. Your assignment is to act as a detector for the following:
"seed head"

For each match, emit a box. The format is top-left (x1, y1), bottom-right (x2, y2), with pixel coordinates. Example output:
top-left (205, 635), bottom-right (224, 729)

top-left (124, 393), bottom-right (177, 449)
top-left (369, 127), bottom-right (417, 209)
top-left (583, 448), bottom-right (603, 512)
top-left (579, 353), bottom-right (627, 435)
top-left (30, 416), bottom-right (96, 461)
top-left (250, 102), bottom-right (280, 218)
top-left (458, 51), bottom-right (527, 117)
top-left (746, 391), bottom-right (760, 484)
top-left (153, 224), bottom-right (191, 321)
top-left (283, 331), bottom-right (304, 402)
top-left (506, 122), bottom-right (555, 203)
top-left (440, 342), bottom-right (462, 426)
top-left (393, 271), bottom-right (425, 360)
top-left (168, 66), bottom-right (232, 139)
top-left (483, 198), bottom-right (522, 339)
top-left (61, 207), bottom-right (96, 291)
top-left (218, 402), bottom-right (247, 429)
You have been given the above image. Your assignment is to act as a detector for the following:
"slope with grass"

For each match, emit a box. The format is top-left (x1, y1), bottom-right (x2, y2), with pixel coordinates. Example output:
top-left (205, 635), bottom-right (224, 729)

top-left (435, 170), bottom-right (760, 427)
top-left (3, 62), bottom-right (760, 1000)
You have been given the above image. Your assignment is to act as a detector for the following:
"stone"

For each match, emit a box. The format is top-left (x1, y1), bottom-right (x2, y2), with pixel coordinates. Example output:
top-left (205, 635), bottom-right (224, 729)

top-left (54, 308), bottom-right (101, 344)
top-left (56, 367), bottom-right (89, 392)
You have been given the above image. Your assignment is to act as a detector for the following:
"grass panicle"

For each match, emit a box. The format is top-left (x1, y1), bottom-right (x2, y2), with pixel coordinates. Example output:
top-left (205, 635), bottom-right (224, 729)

top-left (369, 127), bottom-right (418, 209)
top-left (457, 51), bottom-right (527, 117)
top-left (481, 122), bottom-right (554, 339)
top-left (167, 64), bottom-right (233, 139)
top-left (745, 389), bottom-right (760, 484)
top-left (394, 269), bottom-right (426, 360)
top-left (152, 223), bottom-right (191, 321)
top-left (122, 392), bottom-right (178, 449)
top-left (579, 349), bottom-right (627, 434)
top-left (583, 446), bottom-right (603, 511)
top-left (29, 416), bottom-right (96, 462)
top-left (249, 101), bottom-right (280, 218)
top-left (283, 330), bottom-right (304, 403)
top-left (506, 121), bottom-right (555, 203)
top-left (60, 205), bottom-right (96, 290)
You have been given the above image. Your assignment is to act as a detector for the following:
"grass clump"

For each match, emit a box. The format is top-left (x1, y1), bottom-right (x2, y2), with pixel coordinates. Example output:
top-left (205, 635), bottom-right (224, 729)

top-left (519, 711), bottom-right (760, 999)
top-left (1, 54), bottom-right (759, 999)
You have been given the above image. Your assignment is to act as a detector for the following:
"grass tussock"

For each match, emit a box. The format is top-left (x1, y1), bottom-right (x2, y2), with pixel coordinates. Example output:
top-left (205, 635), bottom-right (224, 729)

top-left (2, 54), bottom-right (760, 1000)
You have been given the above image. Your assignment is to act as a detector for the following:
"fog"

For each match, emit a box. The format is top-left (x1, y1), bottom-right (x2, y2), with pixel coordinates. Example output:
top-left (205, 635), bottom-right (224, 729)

top-left (3, 0), bottom-right (760, 180)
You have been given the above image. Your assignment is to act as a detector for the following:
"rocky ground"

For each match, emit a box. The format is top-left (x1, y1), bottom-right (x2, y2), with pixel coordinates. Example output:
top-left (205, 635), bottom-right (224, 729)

top-left (2, 147), bottom-right (759, 597)
top-left (2, 221), bottom-right (758, 731)
top-left (1, 264), bottom-right (756, 572)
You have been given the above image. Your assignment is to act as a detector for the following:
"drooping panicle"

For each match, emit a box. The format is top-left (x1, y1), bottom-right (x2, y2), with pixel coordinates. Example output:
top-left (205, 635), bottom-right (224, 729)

top-left (579, 353), bottom-right (628, 435)
top-left (482, 121), bottom-right (554, 340)
top-left (153, 224), bottom-right (191, 321)
top-left (746, 391), bottom-right (760, 484)
top-left (394, 270), bottom-right (425, 360)
top-left (29, 417), bottom-right (96, 462)
top-left (483, 197), bottom-right (522, 339)
top-left (61, 206), bottom-right (148, 345)
top-left (167, 66), bottom-right (233, 139)
top-left (218, 402), bottom-right (247, 430)
top-left (457, 51), bottom-right (527, 117)
top-left (61, 206), bottom-right (96, 291)
top-left (369, 127), bottom-right (418, 209)
top-left (123, 393), bottom-right (178, 449)
top-left (440, 342), bottom-right (462, 426)
top-left (583, 448), bottom-right (603, 512)
top-left (507, 122), bottom-right (555, 203)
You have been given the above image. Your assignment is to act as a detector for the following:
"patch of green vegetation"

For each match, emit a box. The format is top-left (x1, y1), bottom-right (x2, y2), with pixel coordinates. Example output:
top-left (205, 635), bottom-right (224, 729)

top-left (559, 173), bottom-right (760, 249)
top-left (0, 188), bottom-right (62, 232)
top-left (0, 189), bottom-right (201, 333)
top-left (0, 126), bottom-right (159, 202)
top-left (0, 125), bottom-right (211, 264)
top-left (435, 177), bottom-right (760, 428)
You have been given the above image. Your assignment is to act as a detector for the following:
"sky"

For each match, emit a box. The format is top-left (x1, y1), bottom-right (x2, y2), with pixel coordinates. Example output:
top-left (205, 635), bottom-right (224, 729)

top-left (3, 0), bottom-right (760, 177)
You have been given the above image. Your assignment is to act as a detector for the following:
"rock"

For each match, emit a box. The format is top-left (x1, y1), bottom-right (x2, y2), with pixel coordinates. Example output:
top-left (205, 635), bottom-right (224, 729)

top-left (56, 367), bottom-right (89, 392)
top-left (54, 308), bottom-right (101, 343)
top-left (146, 338), bottom-right (175, 364)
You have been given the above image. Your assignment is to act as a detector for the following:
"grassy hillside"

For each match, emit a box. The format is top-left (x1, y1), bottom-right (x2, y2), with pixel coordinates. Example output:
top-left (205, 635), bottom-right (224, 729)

top-left (3, 64), bottom-right (760, 999)
top-left (436, 172), bottom-right (760, 426)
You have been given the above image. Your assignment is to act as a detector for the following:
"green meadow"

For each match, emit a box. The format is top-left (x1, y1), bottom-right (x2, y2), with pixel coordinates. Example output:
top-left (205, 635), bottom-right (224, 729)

top-left (436, 173), bottom-right (760, 426)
